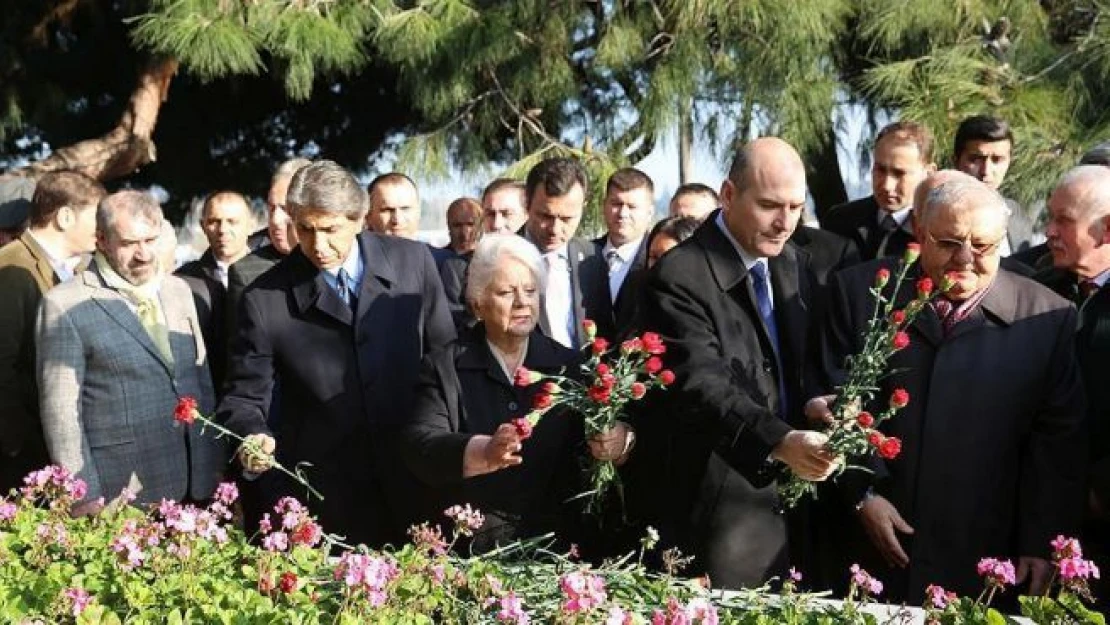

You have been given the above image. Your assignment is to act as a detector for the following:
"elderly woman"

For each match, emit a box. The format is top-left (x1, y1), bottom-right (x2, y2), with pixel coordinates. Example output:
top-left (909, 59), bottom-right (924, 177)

top-left (400, 234), bottom-right (629, 551)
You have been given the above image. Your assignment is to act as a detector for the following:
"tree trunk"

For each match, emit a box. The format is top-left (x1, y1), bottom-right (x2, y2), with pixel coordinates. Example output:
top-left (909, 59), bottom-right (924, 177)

top-left (678, 98), bottom-right (693, 184)
top-left (8, 57), bottom-right (178, 183)
top-left (806, 123), bottom-right (848, 223)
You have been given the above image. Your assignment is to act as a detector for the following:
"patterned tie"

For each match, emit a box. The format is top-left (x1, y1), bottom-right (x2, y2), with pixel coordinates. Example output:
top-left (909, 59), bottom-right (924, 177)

top-left (135, 297), bottom-right (173, 365)
top-left (337, 267), bottom-right (358, 314)
top-left (749, 261), bottom-right (787, 417)
top-left (606, 249), bottom-right (622, 304)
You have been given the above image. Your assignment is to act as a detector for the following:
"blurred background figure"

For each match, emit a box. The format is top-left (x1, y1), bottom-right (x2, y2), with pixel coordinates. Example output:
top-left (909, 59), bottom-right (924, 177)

top-left (668, 183), bottom-right (718, 220)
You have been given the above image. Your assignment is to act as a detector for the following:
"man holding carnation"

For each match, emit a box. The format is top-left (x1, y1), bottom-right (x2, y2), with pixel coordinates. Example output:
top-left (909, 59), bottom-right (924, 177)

top-left (812, 173), bottom-right (1086, 602)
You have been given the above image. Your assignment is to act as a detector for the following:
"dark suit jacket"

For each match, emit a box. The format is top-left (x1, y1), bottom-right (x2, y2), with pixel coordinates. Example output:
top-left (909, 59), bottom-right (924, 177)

top-left (247, 228), bottom-right (271, 252)
top-left (637, 216), bottom-right (819, 588)
top-left (819, 260), bottom-right (1086, 601)
top-left (523, 233), bottom-right (608, 349)
top-left (821, 196), bottom-right (914, 262)
top-left (226, 244), bottom-right (285, 338)
top-left (176, 250), bottom-right (229, 391)
top-left (217, 232), bottom-right (456, 546)
top-left (586, 235), bottom-right (648, 342)
top-left (439, 252), bottom-right (472, 331)
top-left (789, 225), bottom-right (861, 287)
top-left (0, 232), bottom-right (57, 487)
top-left (399, 326), bottom-right (582, 551)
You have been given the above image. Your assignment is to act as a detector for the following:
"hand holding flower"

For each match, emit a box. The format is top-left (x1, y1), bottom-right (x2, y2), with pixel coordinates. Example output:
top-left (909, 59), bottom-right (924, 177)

top-left (238, 434), bottom-right (277, 474)
top-left (771, 431), bottom-right (838, 481)
top-left (463, 423), bottom-right (523, 477)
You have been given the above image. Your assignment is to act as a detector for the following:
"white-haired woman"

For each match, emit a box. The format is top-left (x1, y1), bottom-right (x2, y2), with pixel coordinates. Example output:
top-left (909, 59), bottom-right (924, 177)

top-left (399, 234), bottom-right (623, 552)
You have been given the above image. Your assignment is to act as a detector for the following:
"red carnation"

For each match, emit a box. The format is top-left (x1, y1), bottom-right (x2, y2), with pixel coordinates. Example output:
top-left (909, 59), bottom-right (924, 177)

top-left (596, 363), bottom-right (611, 376)
top-left (582, 319), bottom-right (598, 341)
top-left (904, 242), bottom-right (921, 264)
top-left (514, 367), bottom-right (539, 387)
top-left (631, 382), bottom-right (647, 399)
top-left (659, 370), bottom-right (676, 386)
top-left (916, 277), bottom-right (934, 297)
top-left (645, 356), bottom-right (663, 374)
top-left (621, 338), bottom-right (644, 354)
top-left (279, 571), bottom-right (298, 594)
top-left (512, 417), bottom-right (533, 439)
top-left (588, 385), bottom-right (612, 404)
top-left (868, 432), bottom-right (883, 447)
top-left (641, 332), bottom-right (666, 355)
top-left (891, 310), bottom-right (906, 325)
top-left (599, 373), bottom-right (616, 389)
top-left (878, 436), bottom-right (903, 460)
top-left (875, 268), bottom-right (891, 288)
top-left (890, 388), bottom-right (910, 409)
top-left (591, 337), bottom-right (609, 356)
top-left (532, 392), bottom-right (553, 411)
top-left (892, 331), bottom-right (910, 350)
top-left (857, 411), bottom-right (874, 428)
top-left (174, 396), bottom-right (199, 425)
top-left (541, 381), bottom-right (560, 395)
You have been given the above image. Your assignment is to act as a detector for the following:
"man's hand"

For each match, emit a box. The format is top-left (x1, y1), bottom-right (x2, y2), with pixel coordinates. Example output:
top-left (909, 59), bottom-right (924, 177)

top-left (771, 430), bottom-right (838, 480)
top-left (238, 433), bottom-right (276, 473)
top-left (588, 421), bottom-right (632, 465)
top-left (804, 395), bottom-right (837, 427)
top-left (858, 494), bottom-right (914, 568)
top-left (1017, 556), bottom-right (1053, 595)
top-left (71, 498), bottom-right (105, 518)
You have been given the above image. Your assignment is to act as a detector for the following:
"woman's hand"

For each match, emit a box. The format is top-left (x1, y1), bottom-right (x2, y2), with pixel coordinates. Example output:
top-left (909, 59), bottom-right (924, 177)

top-left (588, 421), bottom-right (634, 466)
top-left (463, 423), bottom-right (524, 477)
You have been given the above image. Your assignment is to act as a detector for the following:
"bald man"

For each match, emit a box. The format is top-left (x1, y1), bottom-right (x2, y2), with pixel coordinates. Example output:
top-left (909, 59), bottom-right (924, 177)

top-left (636, 137), bottom-right (838, 588)
top-left (812, 173), bottom-right (1084, 603)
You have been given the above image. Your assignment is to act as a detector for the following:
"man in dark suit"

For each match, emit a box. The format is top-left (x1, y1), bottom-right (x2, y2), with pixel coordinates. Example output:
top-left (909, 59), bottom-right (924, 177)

top-left (821, 121), bottom-right (936, 261)
top-left (217, 160), bottom-right (455, 548)
top-left (637, 137), bottom-right (838, 588)
top-left (788, 225), bottom-right (860, 287)
top-left (1036, 165), bottom-right (1110, 608)
top-left (522, 158), bottom-right (607, 349)
top-left (176, 191), bottom-right (253, 391)
top-left (812, 173), bottom-right (1086, 603)
top-left (589, 168), bottom-right (654, 341)
top-left (0, 171), bottom-right (105, 491)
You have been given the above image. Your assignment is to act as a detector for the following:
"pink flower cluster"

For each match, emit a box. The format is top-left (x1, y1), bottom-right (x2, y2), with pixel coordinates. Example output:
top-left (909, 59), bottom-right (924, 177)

top-left (925, 584), bottom-right (957, 610)
top-left (976, 558), bottom-right (1016, 588)
top-left (651, 596), bottom-right (719, 625)
top-left (35, 521), bottom-right (70, 549)
top-left (497, 591), bottom-right (529, 624)
top-left (445, 503), bottom-right (485, 537)
top-left (1051, 535), bottom-right (1101, 590)
top-left (849, 564), bottom-right (883, 597)
top-left (407, 522), bottom-right (448, 556)
top-left (110, 519), bottom-right (161, 570)
top-left (560, 570), bottom-right (608, 613)
top-left (21, 465), bottom-right (88, 508)
top-left (258, 497), bottom-right (322, 552)
top-left (157, 499), bottom-right (229, 545)
top-left (0, 499), bottom-right (17, 523)
top-left (334, 552), bottom-right (400, 607)
top-left (63, 587), bottom-right (92, 617)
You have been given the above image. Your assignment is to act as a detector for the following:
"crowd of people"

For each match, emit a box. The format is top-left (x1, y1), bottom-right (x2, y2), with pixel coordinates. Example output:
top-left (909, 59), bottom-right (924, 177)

top-left (0, 114), bottom-right (1108, 609)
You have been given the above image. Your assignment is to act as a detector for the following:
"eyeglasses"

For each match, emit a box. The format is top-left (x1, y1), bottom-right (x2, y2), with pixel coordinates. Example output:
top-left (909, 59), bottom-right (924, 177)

top-left (925, 231), bottom-right (1005, 258)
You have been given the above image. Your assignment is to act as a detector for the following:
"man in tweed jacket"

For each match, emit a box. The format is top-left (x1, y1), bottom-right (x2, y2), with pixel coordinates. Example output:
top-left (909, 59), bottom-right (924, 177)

top-left (37, 190), bottom-right (225, 514)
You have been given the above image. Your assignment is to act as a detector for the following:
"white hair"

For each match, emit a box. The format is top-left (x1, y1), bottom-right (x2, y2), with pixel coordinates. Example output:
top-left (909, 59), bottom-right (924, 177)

top-left (1054, 165), bottom-right (1110, 223)
top-left (285, 160), bottom-right (369, 220)
top-left (919, 177), bottom-right (1008, 229)
top-left (465, 234), bottom-right (545, 306)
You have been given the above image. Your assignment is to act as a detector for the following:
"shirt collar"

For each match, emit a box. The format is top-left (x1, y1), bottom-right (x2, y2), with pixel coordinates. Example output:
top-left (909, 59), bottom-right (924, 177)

top-left (542, 243), bottom-right (569, 260)
top-left (323, 240), bottom-right (364, 285)
top-left (714, 211), bottom-right (765, 271)
top-left (879, 206), bottom-right (914, 231)
top-left (26, 231), bottom-right (80, 277)
top-left (1087, 268), bottom-right (1110, 288)
top-left (603, 236), bottom-right (643, 262)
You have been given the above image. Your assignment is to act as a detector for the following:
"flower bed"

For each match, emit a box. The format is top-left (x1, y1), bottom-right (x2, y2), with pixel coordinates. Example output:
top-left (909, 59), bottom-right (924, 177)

top-left (0, 467), bottom-right (1102, 624)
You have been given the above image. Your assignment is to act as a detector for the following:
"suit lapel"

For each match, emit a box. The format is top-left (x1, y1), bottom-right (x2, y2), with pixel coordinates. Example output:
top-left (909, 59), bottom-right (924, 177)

top-left (567, 239), bottom-right (588, 346)
top-left (946, 273), bottom-right (1017, 342)
top-left (613, 237), bottom-right (648, 322)
top-left (698, 220), bottom-right (774, 348)
top-left (162, 278), bottom-right (203, 375)
top-left (355, 233), bottom-right (396, 329)
top-left (84, 263), bottom-right (174, 376)
top-left (290, 248), bottom-right (354, 326)
top-left (19, 232), bottom-right (61, 290)
top-left (769, 243), bottom-right (809, 371)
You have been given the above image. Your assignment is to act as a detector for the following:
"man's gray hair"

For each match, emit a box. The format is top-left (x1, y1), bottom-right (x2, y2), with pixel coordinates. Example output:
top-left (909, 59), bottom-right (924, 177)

top-left (466, 234), bottom-right (545, 306)
top-left (1054, 165), bottom-right (1110, 224)
top-left (97, 190), bottom-right (163, 239)
top-left (285, 160), bottom-right (369, 220)
top-left (271, 157), bottom-right (312, 186)
top-left (919, 177), bottom-right (1007, 228)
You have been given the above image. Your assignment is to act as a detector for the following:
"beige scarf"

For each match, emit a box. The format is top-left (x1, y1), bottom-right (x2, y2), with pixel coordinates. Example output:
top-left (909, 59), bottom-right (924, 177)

top-left (95, 252), bottom-right (173, 366)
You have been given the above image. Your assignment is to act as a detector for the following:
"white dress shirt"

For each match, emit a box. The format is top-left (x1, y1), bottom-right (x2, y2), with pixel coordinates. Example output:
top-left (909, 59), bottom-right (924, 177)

top-left (602, 237), bottom-right (642, 304)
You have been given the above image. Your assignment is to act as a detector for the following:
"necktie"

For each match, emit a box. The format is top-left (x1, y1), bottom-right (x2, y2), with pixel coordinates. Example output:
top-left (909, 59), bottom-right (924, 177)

top-left (542, 253), bottom-right (574, 348)
top-left (135, 296), bottom-right (174, 365)
top-left (749, 261), bottom-right (786, 417)
top-left (606, 250), bottom-right (623, 304)
top-left (876, 214), bottom-right (900, 258)
top-left (337, 268), bottom-right (358, 314)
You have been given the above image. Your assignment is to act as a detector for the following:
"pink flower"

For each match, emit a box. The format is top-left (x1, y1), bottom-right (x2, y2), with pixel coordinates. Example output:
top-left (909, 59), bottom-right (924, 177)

top-left (788, 567), bottom-right (803, 583)
top-left (1059, 556), bottom-right (1101, 582)
top-left (63, 587), bottom-right (92, 617)
top-left (262, 531), bottom-right (289, 552)
top-left (1051, 535), bottom-right (1083, 560)
top-left (445, 504), bottom-right (485, 536)
top-left (497, 592), bottom-right (530, 624)
top-left (892, 331), bottom-right (910, 351)
top-left (904, 243), bottom-right (921, 264)
top-left (408, 523), bottom-right (448, 556)
top-left (925, 584), bottom-right (956, 609)
top-left (659, 370), bottom-right (676, 386)
top-left (279, 571), bottom-right (298, 594)
top-left (582, 319), bottom-right (598, 341)
top-left (976, 557), bottom-right (1016, 587)
top-left (621, 338), bottom-right (644, 354)
top-left (605, 606), bottom-right (632, 625)
top-left (645, 356), bottom-right (663, 375)
top-left (850, 564), bottom-right (884, 596)
top-left (631, 382), bottom-right (647, 399)
top-left (334, 552), bottom-right (399, 606)
top-left (214, 482), bottom-right (239, 506)
top-left (0, 500), bottom-right (16, 522)
top-left (560, 570), bottom-right (607, 613)
top-left (875, 268), bottom-right (891, 287)
top-left (514, 367), bottom-right (540, 387)
top-left (641, 332), bottom-right (667, 355)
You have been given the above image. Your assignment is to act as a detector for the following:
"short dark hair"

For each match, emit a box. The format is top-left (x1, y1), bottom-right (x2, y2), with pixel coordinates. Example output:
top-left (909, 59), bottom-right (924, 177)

top-left (481, 178), bottom-right (525, 204)
top-left (29, 171), bottom-right (107, 228)
top-left (647, 215), bottom-right (702, 250)
top-left (201, 190), bottom-right (249, 220)
top-left (875, 120), bottom-right (936, 163)
top-left (524, 158), bottom-right (587, 207)
top-left (953, 115), bottom-right (1013, 159)
top-left (605, 167), bottom-right (654, 196)
top-left (367, 172), bottom-right (418, 198)
top-left (1080, 142), bottom-right (1110, 167)
top-left (671, 182), bottom-right (719, 204)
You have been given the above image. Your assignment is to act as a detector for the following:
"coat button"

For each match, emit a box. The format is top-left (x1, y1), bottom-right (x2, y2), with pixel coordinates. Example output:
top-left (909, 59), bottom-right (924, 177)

top-left (762, 359), bottom-right (773, 373)
top-left (508, 402), bottom-right (518, 411)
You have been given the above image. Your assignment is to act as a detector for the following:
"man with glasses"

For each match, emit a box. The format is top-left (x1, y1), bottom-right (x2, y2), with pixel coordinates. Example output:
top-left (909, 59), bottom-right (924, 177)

top-left (810, 172), bottom-right (1085, 604)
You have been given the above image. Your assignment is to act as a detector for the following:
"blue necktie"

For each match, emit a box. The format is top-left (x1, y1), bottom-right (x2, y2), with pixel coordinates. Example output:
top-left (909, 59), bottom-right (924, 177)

top-left (750, 261), bottom-right (787, 417)
top-left (337, 268), bottom-right (357, 313)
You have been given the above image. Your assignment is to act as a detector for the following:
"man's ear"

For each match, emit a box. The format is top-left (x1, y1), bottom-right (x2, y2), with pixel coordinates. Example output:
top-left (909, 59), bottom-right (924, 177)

top-left (55, 205), bottom-right (75, 231)
top-left (719, 179), bottom-right (734, 214)
top-left (1100, 215), bottom-right (1110, 246)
